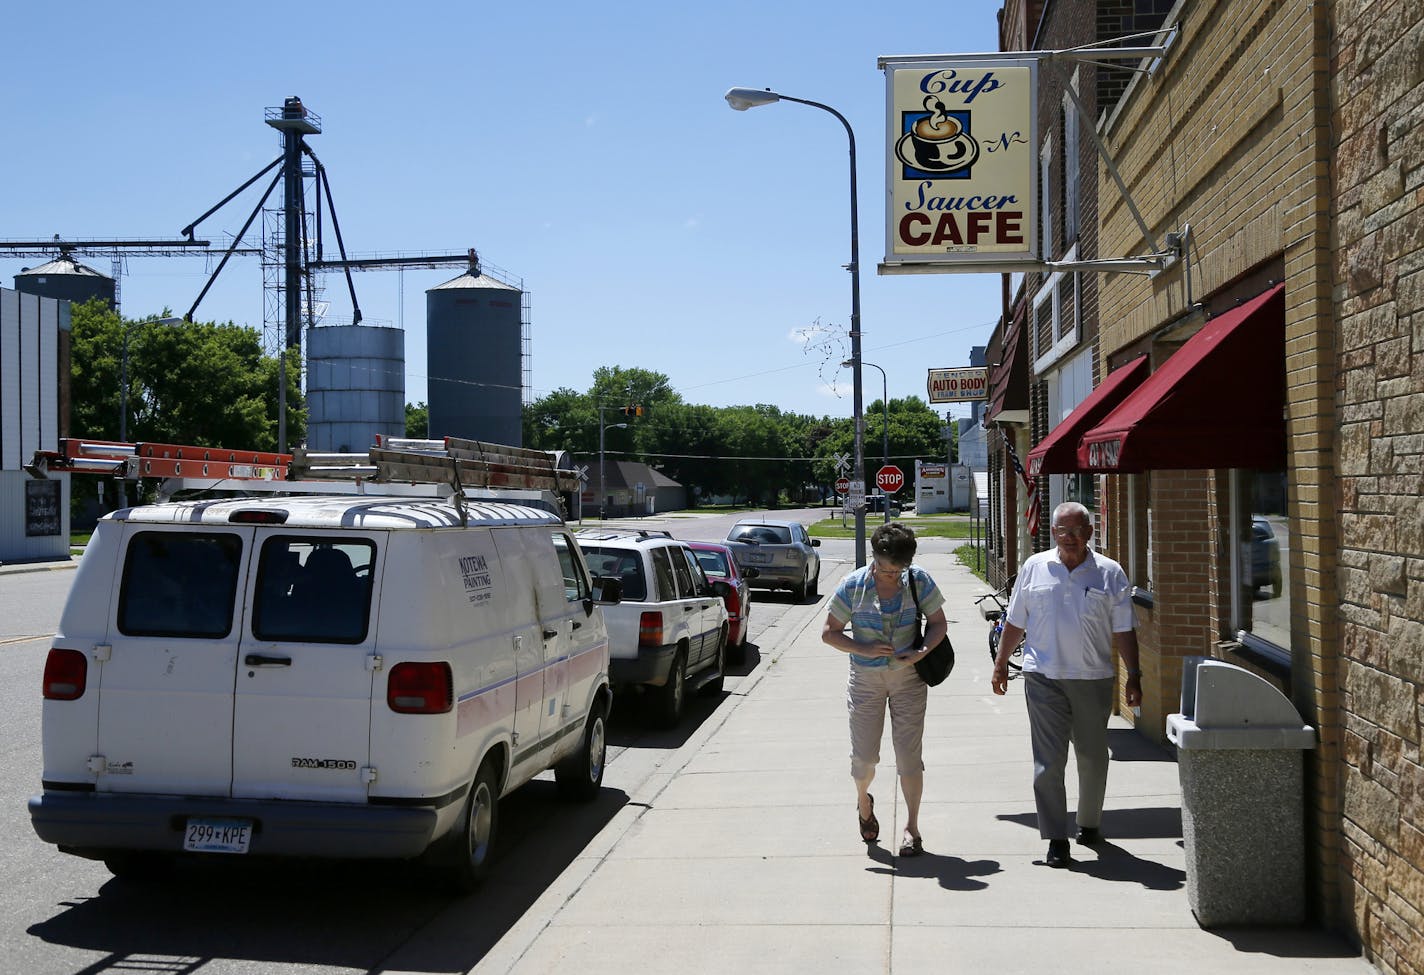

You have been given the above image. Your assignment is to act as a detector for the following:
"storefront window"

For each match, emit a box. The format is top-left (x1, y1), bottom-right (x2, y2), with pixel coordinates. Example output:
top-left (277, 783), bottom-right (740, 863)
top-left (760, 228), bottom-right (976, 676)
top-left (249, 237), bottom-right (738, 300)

top-left (1231, 469), bottom-right (1291, 659)
top-left (1127, 475), bottom-right (1152, 590)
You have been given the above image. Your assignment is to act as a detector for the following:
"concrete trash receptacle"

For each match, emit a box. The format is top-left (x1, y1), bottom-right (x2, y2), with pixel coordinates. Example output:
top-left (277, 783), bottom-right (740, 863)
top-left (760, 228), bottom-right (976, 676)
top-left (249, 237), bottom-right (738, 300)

top-left (1166, 658), bottom-right (1316, 927)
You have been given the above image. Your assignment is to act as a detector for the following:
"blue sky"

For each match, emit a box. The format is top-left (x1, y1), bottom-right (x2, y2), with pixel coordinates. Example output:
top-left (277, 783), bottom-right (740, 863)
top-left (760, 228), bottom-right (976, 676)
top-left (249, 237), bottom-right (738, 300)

top-left (1, 0), bottom-right (1006, 421)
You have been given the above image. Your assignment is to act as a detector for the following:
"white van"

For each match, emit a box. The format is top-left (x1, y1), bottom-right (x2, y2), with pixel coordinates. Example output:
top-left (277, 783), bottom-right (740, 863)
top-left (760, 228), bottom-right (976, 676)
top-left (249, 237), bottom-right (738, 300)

top-left (28, 492), bottom-right (619, 891)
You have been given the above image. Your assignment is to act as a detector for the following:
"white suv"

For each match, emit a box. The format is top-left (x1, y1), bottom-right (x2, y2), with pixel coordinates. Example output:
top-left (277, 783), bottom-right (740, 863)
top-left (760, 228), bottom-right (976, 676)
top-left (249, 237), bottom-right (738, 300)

top-left (575, 529), bottom-right (729, 726)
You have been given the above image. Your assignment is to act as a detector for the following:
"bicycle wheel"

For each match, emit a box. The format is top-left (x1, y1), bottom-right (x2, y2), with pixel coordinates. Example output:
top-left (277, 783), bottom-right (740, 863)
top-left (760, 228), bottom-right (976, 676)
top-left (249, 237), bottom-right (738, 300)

top-left (1004, 635), bottom-right (1024, 671)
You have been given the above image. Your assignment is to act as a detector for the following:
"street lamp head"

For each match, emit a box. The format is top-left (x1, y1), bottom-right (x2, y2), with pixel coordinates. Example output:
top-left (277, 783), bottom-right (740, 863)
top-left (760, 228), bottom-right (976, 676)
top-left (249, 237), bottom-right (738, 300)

top-left (725, 87), bottom-right (781, 111)
top-left (840, 358), bottom-right (856, 368)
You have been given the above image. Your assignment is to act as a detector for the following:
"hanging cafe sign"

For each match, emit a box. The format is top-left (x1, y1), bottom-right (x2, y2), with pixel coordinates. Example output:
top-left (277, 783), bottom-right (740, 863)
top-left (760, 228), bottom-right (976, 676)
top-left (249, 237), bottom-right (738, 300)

top-left (879, 54), bottom-right (1038, 273)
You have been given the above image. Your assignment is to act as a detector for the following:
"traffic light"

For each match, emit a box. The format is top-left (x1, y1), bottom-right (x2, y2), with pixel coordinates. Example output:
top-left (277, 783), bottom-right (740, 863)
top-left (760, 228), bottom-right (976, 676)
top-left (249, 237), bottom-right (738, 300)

top-left (621, 404), bottom-right (645, 417)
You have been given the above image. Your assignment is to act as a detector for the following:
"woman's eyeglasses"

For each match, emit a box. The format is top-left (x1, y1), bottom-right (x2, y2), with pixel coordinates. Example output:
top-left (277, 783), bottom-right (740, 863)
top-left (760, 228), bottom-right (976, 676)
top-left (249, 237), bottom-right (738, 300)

top-left (871, 560), bottom-right (905, 576)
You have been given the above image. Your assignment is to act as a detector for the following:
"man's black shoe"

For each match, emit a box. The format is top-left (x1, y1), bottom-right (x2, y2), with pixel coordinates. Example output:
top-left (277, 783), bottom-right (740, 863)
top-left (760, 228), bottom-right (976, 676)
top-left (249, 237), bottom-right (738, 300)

top-left (1076, 826), bottom-right (1104, 846)
top-left (1046, 839), bottom-right (1071, 868)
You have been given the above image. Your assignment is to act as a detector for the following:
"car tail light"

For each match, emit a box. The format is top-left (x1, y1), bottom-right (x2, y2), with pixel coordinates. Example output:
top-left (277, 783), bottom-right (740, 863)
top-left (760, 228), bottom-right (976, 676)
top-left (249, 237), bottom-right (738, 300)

top-left (43, 648), bottom-right (87, 701)
top-left (387, 662), bottom-right (453, 714)
top-left (725, 588), bottom-right (741, 616)
top-left (639, 612), bottom-right (664, 647)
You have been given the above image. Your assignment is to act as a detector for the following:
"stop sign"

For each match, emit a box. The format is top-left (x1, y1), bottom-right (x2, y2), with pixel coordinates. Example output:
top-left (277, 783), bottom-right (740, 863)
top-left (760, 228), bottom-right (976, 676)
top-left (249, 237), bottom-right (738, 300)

top-left (834, 476), bottom-right (850, 495)
top-left (876, 465), bottom-right (904, 493)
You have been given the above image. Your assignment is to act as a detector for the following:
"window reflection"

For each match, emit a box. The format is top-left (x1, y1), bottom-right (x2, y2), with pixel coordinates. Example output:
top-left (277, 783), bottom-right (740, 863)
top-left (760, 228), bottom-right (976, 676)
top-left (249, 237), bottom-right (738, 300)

top-left (1237, 470), bottom-right (1290, 652)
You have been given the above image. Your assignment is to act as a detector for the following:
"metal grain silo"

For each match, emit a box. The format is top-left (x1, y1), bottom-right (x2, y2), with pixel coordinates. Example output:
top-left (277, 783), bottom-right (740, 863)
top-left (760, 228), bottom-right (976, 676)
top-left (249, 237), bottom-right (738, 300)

top-left (426, 263), bottom-right (524, 447)
top-left (306, 323), bottom-right (405, 452)
top-left (14, 255), bottom-right (115, 307)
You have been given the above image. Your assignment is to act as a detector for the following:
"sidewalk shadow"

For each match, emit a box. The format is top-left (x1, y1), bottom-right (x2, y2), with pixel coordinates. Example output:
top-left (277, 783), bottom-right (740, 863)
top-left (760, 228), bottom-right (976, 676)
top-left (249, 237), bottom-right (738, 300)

top-left (865, 843), bottom-right (1002, 891)
top-left (1107, 728), bottom-right (1177, 762)
top-left (999, 805), bottom-right (1183, 841)
top-left (1070, 841), bottom-right (1186, 890)
top-left (1205, 928), bottom-right (1363, 959)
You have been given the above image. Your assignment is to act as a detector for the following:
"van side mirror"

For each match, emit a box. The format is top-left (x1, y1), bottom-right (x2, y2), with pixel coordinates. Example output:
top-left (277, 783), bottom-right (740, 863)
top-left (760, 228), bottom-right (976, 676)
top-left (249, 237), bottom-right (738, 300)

top-left (591, 576), bottom-right (623, 606)
top-left (811, 539), bottom-right (821, 547)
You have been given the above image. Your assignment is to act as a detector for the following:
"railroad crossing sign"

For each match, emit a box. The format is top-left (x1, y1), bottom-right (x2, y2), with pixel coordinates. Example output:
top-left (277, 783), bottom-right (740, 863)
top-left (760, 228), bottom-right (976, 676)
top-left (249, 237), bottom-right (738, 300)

top-left (834, 476), bottom-right (850, 495)
top-left (832, 452), bottom-right (851, 473)
top-left (574, 464), bottom-right (589, 483)
top-left (876, 464), bottom-right (905, 493)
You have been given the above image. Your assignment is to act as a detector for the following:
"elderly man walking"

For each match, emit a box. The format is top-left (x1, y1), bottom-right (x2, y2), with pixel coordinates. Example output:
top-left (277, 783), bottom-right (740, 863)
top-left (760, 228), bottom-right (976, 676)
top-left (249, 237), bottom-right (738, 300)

top-left (991, 501), bottom-right (1142, 868)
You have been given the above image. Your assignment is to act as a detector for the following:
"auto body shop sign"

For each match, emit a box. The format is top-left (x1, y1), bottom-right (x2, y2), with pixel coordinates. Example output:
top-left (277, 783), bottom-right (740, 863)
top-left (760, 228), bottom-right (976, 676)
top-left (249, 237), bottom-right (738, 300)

top-left (927, 367), bottom-right (988, 404)
top-left (880, 54), bottom-right (1038, 271)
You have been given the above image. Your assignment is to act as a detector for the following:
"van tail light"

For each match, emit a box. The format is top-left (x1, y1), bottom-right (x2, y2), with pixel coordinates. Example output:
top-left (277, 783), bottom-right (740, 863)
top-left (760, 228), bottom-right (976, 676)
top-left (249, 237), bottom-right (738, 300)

top-left (387, 662), bottom-right (453, 714)
top-left (639, 612), bottom-right (665, 647)
top-left (43, 648), bottom-right (88, 701)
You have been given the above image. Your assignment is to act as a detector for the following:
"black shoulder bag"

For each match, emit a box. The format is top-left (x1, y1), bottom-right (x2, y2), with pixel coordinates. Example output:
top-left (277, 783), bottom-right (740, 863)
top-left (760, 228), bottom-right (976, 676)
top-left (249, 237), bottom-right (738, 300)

top-left (909, 571), bottom-right (955, 686)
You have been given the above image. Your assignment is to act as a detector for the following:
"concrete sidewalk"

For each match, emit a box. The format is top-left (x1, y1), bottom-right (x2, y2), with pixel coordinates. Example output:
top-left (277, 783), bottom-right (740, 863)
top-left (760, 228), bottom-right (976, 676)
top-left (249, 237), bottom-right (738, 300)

top-left (478, 553), bottom-right (1370, 974)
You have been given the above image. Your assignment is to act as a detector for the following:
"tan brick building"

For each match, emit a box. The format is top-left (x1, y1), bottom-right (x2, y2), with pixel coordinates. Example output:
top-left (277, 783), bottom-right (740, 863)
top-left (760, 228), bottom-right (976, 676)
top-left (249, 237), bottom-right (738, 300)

top-left (1091, 0), bottom-right (1344, 931)
top-left (983, 0), bottom-right (1421, 966)
top-left (1332, 0), bottom-right (1424, 969)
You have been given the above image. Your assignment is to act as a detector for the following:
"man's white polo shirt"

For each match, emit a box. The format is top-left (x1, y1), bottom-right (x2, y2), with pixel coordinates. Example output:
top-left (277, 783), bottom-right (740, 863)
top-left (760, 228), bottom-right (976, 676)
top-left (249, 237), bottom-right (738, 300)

top-left (1004, 548), bottom-right (1135, 680)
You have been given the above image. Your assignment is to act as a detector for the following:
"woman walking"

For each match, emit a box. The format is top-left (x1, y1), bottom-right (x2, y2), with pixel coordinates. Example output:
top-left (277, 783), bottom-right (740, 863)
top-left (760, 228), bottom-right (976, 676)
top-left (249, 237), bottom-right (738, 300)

top-left (821, 522), bottom-right (947, 857)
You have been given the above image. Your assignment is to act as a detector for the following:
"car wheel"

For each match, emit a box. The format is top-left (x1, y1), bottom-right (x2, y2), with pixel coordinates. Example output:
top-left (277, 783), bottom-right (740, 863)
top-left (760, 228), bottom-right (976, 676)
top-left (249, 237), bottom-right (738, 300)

top-left (1271, 567), bottom-right (1283, 599)
top-left (703, 627), bottom-right (727, 696)
top-left (555, 702), bottom-right (607, 800)
top-left (793, 572), bottom-right (808, 602)
top-left (651, 647), bottom-right (687, 727)
top-left (808, 568), bottom-right (820, 599)
top-left (730, 619), bottom-right (749, 664)
top-left (438, 760), bottom-right (500, 893)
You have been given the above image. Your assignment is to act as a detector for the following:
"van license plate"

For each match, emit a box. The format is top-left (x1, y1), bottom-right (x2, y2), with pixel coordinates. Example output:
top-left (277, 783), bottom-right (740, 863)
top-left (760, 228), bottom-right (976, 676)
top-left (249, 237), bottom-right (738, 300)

top-left (183, 818), bottom-right (253, 854)
top-left (745, 551), bottom-right (771, 563)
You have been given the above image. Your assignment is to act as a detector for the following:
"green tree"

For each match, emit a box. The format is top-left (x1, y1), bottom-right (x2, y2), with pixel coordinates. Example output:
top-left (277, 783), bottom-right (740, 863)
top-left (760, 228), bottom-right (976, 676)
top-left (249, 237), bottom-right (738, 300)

top-left (68, 299), bottom-right (303, 452)
top-left (405, 401), bottom-right (429, 439)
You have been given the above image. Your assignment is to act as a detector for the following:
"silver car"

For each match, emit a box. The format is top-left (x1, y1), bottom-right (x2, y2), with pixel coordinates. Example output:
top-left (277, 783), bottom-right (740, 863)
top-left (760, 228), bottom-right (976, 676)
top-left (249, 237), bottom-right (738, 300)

top-left (724, 519), bottom-right (821, 602)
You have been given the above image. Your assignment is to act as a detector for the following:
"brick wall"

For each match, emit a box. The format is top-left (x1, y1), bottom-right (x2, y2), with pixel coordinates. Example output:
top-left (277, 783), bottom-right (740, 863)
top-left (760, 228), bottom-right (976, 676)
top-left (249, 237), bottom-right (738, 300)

top-left (1095, 0), bottom-right (1345, 932)
top-left (1333, 0), bottom-right (1424, 969)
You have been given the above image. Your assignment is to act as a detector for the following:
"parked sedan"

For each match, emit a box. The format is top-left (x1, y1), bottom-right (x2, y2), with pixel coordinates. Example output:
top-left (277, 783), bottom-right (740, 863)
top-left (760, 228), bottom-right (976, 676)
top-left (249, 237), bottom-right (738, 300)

top-left (723, 518), bottom-right (821, 602)
top-left (1250, 516), bottom-right (1283, 598)
top-left (689, 541), bottom-right (757, 661)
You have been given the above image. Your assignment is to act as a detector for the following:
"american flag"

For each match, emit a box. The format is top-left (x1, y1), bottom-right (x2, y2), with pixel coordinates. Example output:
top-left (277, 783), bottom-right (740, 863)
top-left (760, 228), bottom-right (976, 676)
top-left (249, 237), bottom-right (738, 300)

top-left (1004, 438), bottom-right (1040, 535)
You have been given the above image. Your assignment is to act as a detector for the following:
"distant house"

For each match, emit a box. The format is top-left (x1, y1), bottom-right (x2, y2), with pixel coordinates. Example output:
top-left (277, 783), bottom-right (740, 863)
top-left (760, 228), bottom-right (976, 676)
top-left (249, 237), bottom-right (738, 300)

top-left (582, 460), bottom-right (686, 518)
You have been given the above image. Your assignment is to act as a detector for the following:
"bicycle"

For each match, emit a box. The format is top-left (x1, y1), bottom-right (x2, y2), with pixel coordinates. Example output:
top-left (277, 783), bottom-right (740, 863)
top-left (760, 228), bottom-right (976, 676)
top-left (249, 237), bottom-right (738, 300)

top-left (974, 575), bottom-right (1023, 675)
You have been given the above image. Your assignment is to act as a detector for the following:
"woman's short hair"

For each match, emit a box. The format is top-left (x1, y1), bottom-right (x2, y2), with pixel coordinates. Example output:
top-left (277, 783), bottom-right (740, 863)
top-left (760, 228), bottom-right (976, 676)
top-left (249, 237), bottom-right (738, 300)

top-left (870, 522), bottom-right (917, 566)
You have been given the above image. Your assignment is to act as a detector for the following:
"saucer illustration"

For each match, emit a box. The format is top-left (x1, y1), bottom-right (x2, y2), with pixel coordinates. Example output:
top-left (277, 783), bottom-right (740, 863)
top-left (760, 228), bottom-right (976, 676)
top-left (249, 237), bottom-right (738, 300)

top-left (896, 128), bottom-right (980, 174)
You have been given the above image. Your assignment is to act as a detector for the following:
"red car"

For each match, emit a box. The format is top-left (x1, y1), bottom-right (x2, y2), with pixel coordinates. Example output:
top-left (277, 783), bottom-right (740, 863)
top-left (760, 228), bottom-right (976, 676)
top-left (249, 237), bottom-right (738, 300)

top-left (688, 541), bottom-right (756, 661)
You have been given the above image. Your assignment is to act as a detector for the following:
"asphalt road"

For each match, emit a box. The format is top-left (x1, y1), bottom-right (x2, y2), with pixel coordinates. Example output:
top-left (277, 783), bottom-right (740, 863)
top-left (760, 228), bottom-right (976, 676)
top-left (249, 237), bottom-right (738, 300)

top-left (0, 507), bottom-right (868, 975)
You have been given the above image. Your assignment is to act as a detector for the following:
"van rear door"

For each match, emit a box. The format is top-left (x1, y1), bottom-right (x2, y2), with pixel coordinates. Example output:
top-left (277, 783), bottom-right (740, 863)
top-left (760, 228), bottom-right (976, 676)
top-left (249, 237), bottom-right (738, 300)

top-left (230, 532), bottom-right (384, 802)
top-left (94, 525), bottom-right (253, 796)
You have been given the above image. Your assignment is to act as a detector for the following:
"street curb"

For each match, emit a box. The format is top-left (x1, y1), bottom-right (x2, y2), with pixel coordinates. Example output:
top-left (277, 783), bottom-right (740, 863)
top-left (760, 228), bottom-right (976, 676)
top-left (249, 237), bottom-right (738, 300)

top-left (0, 558), bottom-right (79, 576)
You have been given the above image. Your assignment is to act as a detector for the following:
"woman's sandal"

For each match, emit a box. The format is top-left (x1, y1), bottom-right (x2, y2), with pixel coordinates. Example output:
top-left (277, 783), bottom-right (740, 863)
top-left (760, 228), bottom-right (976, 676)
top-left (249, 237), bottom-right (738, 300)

top-left (858, 795), bottom-right (879, 843)
top-left (898, 834), bottom-right (924, 857)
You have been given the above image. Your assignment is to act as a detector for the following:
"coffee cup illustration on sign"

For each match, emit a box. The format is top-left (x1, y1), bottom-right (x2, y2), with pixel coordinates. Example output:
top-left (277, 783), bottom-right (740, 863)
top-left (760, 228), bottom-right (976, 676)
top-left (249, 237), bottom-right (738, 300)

top-left (896, 96), bottom-right (979, 174)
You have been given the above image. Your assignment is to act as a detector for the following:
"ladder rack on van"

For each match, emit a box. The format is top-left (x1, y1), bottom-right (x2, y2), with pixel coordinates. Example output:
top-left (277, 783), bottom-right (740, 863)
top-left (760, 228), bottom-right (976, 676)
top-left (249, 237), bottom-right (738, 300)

top-left (26, 436), bottom-right (582, 515)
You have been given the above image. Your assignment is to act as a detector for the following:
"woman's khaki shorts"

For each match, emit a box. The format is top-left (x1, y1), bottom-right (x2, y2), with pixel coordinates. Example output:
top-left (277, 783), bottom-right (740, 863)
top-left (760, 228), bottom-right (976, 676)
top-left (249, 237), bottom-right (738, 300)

top-left (847, 660), bottom-right (928, 780)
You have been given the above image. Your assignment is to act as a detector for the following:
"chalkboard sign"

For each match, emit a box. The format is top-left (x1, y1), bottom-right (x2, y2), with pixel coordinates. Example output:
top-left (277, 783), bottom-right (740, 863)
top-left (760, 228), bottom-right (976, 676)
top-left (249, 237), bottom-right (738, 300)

top-left (25, 480), bottom-right (62, 537)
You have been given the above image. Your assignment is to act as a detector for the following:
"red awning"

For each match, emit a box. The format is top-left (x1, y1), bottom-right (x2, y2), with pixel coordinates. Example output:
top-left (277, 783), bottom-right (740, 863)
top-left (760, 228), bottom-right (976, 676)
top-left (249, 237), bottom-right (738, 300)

top-left (987, 304), bottom-right (1028, 421)
top-left (1026, 354), bottom-right (1149, 476)
top-left (1077, 284), bottom-right (1286, 473)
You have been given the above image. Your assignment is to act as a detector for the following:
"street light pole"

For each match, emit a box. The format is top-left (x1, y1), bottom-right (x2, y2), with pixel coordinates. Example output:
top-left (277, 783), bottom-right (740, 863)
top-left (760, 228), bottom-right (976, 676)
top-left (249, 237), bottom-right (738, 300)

top-left (727, 86), bottom-right (866, 566)
top-left (118, 316), bottom-right (183, 509)
top-left (847, 358), bottom-right (890, 524)
top-left (598, 405), bottom-right (628, 522)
